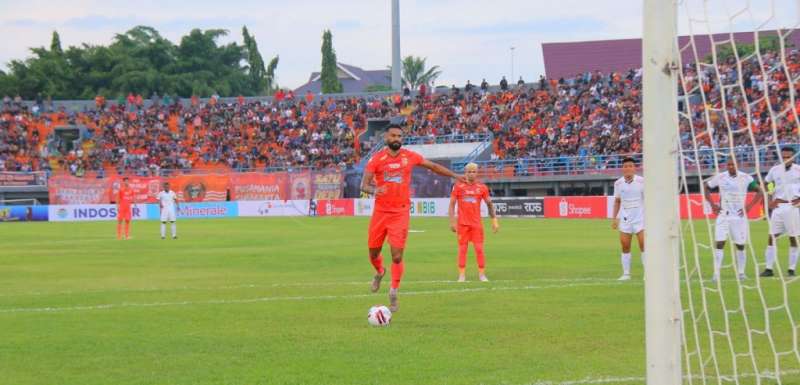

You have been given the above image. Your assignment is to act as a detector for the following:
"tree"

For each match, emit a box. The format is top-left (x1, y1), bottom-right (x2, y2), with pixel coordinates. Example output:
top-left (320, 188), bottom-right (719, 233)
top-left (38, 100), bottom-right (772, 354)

top-left (0, 25), bottom-right (280, 99)
top-left (396, 56), bottom-right (441, 89)
top-left (320, 29), bottom-right (342, 94)
top-left (242, 26), bottom-right (279, 95)
top-left (711, 34), bottom-right (787, 62)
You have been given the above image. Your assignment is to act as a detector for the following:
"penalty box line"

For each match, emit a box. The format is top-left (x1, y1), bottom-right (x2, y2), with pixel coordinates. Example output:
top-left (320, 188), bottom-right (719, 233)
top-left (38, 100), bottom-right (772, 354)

top-left (0, 281), bottom-right (633, 314)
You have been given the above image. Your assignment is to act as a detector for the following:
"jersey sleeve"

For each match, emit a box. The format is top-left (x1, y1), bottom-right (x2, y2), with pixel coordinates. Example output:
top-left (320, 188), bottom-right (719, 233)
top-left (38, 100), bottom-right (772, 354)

top-left (365, 156), bottom-right (378, 174)
top-left (450, 184), bottom-right (459, 199)
top-left (481, 185), bottom-right (490, 200)
top-left (706, 174), bottom-right (720, 188)
top-left (765, 168), bottom-right (775, 183)
top-left (613, 180), bottom-right (621, 198)
top-left (411, 151), bottom-right (425, 166)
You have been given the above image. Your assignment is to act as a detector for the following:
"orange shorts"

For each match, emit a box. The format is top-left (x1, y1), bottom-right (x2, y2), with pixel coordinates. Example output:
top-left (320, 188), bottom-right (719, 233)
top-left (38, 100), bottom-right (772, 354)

top-left (368, 210), bottom-right (410, 249)
top-left (457, 224), bottom-right (484, 245)
top-left (118, 205), bottom-right (132, 221)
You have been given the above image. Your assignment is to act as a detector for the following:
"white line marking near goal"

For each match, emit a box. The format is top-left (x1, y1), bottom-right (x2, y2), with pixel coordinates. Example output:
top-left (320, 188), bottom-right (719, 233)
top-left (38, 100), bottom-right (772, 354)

top-left (0, 277), bottom-right (620, 298)
top-left (521, 369), bottom-right (800, 385)
top-left (0, 281), bottom-right (632, 314)
top-left (407, 229), bottom-right (426, 233)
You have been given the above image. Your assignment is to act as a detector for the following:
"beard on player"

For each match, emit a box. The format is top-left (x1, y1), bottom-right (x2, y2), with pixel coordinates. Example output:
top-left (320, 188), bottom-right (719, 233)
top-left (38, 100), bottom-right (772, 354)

top-left (387, 139), bottom-right (402, 151)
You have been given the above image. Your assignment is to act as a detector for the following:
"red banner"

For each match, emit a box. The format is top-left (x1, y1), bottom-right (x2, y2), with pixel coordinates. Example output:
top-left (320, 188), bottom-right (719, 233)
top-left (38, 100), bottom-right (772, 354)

top-left (316, 199), bottom-right (354, 216)
top-left (312, 171), bottom-right (343, 199)
top-left (48, 176), bottom-right (111, 204)
top-left (544, 196), bottom-right (608, 218)
top-left (289, 171), bottom-right (311, 200)
top-left (229, 172), bottom-right (289, 201)
top-left (170, 175), bottom-right (229, 202)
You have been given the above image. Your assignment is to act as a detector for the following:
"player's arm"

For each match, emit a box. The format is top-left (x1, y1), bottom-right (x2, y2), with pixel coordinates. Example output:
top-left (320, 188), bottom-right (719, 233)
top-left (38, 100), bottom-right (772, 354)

top-left (360, 169), bottom-right (385, 196)
top-left (612, 196), bottom-right (620, 230)
top-left (483, 194), bottom-right (499, 233)
top-left (703, 181), bottom-right (721, 214)
top-left (448, 195), bottom-right (457, 233)
top-left (174, 195), bottom-right (179, 211)
top-left (747, 181), bottom-right (765, 212)
top-left (418, 160), bottom-right (466, 183)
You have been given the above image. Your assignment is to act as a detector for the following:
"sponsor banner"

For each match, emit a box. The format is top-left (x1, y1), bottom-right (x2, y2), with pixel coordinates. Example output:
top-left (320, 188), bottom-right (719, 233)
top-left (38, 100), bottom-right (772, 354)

top-left (170, 175), bottom-right (229, 202)
top-left (315, 199), bottom-right (354, 216)
top-left (492, 198), bottom-right (545, 217)
top-left (0, 172), bottom-right (46, 187)
top-left (354, 199), bottom-right (374, 216)
top-left (48, 176), bottom-right (111, 204)
top-left (145, 202), bottom-right (238, 219)
top-left (312, 171), bottom-right (343, 200)
top-left (110, 176), bottom-right (162, 203)
top-left (289, 171), bottom-right (312, 200)
top-left (229, 172), bottom-right (289, 201)
top-left (0, 206), bottom-right (48, 222)
top-left (238, 200), bottom-right (310, 217)
top-left (409, 198), bottom-right (450, 217)
top-left (544, 196), bottom-right (608, 218)
top-left (49, 204), bottom-right (147, 222)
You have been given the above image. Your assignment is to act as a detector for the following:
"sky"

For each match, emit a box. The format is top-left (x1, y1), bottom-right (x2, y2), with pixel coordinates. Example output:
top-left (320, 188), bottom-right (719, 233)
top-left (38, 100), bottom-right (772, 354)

top-left (0, 0), bottom-right (796, 90)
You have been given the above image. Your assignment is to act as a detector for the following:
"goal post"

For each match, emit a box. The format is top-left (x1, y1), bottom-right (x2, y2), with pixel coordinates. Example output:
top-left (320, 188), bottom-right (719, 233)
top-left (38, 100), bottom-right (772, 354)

top-left (642, 0), bottom-right (683, 384)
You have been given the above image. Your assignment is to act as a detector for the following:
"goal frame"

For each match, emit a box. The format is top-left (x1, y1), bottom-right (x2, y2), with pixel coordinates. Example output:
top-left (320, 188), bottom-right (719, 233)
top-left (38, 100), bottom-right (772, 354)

top-left (642, 0), bottom-right (683, 384)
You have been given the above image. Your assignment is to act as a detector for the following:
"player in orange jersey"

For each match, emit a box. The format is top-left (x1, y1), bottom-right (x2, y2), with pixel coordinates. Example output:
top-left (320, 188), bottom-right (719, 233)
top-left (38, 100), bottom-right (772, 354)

top-left (449, 162), bottom-right (499, 282)
top-left (361, 124), bottom-right (465, 312)
top-left (116, 177), bottom-right (135, 240)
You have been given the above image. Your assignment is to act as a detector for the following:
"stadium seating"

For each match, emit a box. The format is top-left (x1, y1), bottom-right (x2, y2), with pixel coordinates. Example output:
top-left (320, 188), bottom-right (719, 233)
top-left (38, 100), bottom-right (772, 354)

top-left (1, 47), bottom-right (798, 177)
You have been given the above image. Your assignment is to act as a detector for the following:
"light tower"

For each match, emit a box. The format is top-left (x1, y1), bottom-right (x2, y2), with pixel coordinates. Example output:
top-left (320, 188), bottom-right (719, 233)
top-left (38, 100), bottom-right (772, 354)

top-left (391, 0), bottom-right (401, 90)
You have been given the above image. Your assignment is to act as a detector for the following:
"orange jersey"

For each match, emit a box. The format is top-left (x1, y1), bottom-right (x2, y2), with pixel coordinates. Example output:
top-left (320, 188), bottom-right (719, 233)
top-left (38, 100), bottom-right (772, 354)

top-left (118, 186), bottom-right (134, 207)
top-left (365, 148), bottom-right (425, 212)
top-left (451, 181), bottom-right (489, 227)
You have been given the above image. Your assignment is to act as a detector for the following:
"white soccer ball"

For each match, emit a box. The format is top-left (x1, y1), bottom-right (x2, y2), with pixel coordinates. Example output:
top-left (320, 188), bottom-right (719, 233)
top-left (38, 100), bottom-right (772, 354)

top-left (367, 305), bottom-right (392, 326)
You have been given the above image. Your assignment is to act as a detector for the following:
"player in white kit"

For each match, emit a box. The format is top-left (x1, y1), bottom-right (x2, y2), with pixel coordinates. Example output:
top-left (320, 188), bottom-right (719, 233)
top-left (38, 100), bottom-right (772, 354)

top-left (156, 182), bottom-right (179, 240)
top-left (761, 147), bottom-right (800, 277)
top-left (704, 156), bottom-right (763, 282)
top-left (611, 157), bottom-right (644, 281)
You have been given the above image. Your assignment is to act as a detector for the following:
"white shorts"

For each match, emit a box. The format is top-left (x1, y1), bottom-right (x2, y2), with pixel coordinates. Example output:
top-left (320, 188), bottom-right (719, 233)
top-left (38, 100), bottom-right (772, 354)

top-left (618, 209), bottom-right (644, 234)
top-left (715, 214), bottom-right (749, 244)
top-left (769, 204), bottom-right (800, 237)
top-left (160, 208), bottom-right (177, 222)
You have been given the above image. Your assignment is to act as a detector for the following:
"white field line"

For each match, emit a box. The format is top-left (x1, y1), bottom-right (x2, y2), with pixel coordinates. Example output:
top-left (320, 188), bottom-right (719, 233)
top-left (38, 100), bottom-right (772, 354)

top-left (0, 281), bottom-right (633, 314)
top-left (0, 277), bottom-right (621, 298)
top-left (522, 369), bottom-right (800, 385)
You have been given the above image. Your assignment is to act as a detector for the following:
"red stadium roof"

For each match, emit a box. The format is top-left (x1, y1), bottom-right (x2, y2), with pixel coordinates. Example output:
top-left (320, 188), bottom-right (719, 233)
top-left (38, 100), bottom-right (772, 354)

top-left (542, 29), bottom-right (800, 79)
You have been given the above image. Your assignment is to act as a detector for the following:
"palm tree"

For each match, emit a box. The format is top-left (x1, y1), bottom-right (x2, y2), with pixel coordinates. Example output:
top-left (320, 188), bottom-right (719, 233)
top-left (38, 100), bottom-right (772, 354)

top-left (395, 56), bottom-right (441, 89)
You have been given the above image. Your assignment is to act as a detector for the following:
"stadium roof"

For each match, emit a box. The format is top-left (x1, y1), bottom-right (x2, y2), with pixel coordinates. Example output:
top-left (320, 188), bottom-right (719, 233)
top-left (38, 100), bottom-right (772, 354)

top-left (542, 30), bottom-right (800, 79)
top-left (294, 63), bottom-right (391, 94)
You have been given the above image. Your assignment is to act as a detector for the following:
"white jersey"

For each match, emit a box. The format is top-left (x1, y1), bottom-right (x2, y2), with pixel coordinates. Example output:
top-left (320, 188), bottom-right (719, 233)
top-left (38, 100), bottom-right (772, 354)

top-left (614, 175), bottom-right (645, 216)
top-left (157, 190), bottom-right (178, 211)
top-left (765, 163), bottom-right (800, 201)
top-left (706, 171), bottom-right (754, 214)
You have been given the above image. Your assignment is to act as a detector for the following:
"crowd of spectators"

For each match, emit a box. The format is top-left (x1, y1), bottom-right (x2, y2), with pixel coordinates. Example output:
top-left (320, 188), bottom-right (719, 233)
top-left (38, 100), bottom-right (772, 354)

top-left (1, 47), bottom-right (798, 177)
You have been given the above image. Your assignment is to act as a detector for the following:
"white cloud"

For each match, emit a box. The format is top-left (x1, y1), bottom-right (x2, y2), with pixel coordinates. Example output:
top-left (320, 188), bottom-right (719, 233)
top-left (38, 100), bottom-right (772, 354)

top-left (0, 0), bottom-right (796, 90)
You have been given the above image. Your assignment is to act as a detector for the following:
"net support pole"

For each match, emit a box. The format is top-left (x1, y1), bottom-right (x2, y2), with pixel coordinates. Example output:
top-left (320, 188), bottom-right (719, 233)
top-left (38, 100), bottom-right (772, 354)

top-left (642, 0), bottom-right (682, 384)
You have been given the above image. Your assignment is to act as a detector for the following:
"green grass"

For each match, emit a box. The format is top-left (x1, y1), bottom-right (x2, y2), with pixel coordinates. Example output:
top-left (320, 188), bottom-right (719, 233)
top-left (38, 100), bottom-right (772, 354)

top-left (1, 217), bottom-right (799, 385)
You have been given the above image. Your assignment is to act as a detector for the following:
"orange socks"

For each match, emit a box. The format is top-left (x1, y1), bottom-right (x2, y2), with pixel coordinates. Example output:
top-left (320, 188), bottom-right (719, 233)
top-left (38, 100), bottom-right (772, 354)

top-left (124, 221), bottom-right (130, 238)
top-left (457, 243), bottom-right (468, 269)
top-left (391, 260), bottom-right (404, 289)
top-left (474, 242), bottom-right (486, 269)
top-left (370, 254), bottom-right (385, 275)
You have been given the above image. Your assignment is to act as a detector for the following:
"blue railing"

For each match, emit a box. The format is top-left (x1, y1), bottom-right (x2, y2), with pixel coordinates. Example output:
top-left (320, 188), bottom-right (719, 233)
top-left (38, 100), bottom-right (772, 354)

top-left (465, 143), bottom-right (794, 179)
top-left (358, 133), bottom-right (492, 168)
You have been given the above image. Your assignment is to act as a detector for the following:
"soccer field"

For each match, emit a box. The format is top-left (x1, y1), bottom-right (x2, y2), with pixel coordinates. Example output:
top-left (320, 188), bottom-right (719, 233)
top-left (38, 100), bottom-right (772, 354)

top-left (1, 217), bottom-right (799, 385)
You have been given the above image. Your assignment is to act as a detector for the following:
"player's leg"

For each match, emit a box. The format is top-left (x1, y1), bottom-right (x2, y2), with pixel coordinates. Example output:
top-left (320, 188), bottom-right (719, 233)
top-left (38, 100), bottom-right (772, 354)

top-left (712, 217), bottom-right (729, 282)
top-left (456, 225), bottom-right (470, 282)
top-left (472, 225), bottom-right (487, 282)
top-left (367, 213), bottom-right (389, 292)
top-left (731, 217), bottom-right (749, 280)
top-left (386, 211), bottom-right (410, 312)
top-left (124, 220), bottom-right (131, 239)
top-left (618, 231), bottom-right (633, 280)
top-left (789, 236), bottom-right (798, 276)
top-left (160, 208), bottom-right (168, 239)
top-left (170, 221), bottom-right (177, 239)
top-left (762, 208), bottom-right (783, 276)
top-left (117, 218), bottom-right (123, 240)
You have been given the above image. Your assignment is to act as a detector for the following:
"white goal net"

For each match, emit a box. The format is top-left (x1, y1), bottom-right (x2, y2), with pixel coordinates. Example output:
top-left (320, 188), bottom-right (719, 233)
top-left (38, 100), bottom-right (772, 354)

top-left (669, 0), bottom-right (800, 383)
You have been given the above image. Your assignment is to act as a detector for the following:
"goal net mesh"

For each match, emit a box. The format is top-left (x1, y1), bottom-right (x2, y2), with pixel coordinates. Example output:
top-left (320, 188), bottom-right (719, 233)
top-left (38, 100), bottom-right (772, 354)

top-left (676, 0), bottom-right (800, 383)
